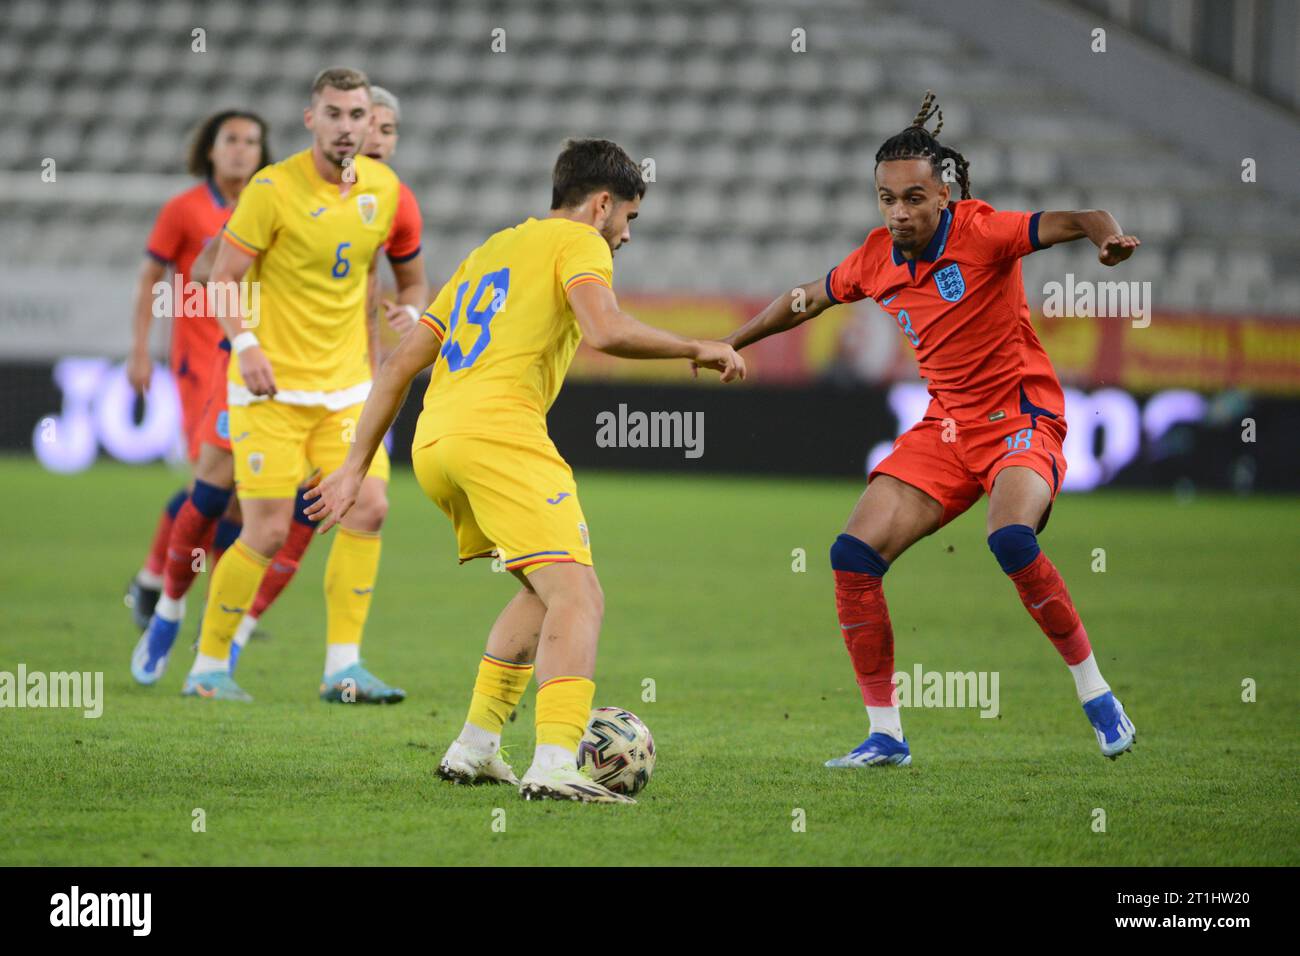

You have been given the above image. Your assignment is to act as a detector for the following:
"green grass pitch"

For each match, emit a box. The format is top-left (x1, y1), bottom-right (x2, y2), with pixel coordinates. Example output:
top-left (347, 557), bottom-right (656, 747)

top-left (1, 456), bottom-right (1296, 866)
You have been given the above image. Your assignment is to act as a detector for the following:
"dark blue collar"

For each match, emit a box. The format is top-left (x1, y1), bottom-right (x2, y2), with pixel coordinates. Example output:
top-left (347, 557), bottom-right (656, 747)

top-left (890, 205), bottom-right (953, 267)
top-left (206, 177), bottom-right (228, 209)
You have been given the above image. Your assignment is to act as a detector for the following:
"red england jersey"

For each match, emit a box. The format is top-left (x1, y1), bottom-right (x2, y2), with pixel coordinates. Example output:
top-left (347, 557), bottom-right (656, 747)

top-left (145, 179), bottom-right (232, 368)
top-left (383, 181), bottom-right (423, 262)
top-left (827, 199), bottom-right (1063, 425)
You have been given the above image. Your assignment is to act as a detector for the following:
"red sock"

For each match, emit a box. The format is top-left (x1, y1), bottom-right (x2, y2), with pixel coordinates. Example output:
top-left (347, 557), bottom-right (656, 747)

top-left (162, 500), bottom-right (220, 601)
top-left (143, 497), bottom-right (181, 577)
top-left (833, 570), bottom-right (896, 706)
top-left (249, 520), bottom-right (316, 618)
top-left (1008, 552), bottom-right (1092, 665)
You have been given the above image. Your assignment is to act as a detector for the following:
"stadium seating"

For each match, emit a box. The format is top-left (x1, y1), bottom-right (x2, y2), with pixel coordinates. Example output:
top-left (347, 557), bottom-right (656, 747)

top-left (1, 0), bottom-right (1297, 312)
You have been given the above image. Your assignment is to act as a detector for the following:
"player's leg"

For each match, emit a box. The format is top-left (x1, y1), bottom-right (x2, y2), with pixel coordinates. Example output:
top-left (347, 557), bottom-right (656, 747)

top-left (516, 561), bottom-right (631, 803)
top-left (417, 434), bottom-right (627, 802)
top-left (126, 485), bottom-right (188, 630)
top-left (181, 494), bottom-right (293, 701)
top-left (130, 441), bottom-right (234, 684)
top-left (986, 463), bottom-right (1135, 758)
top-left (825, 475), bottom-right (942, 767)
top-left (438, 581), bottom-right (545, 786)
top-left (827, 420), bottom-right (981, 768)
top-left (312, 406), bottom-right (403, 703)
top-left (126, 345), bottom-right (213, 627)
top-left (182, 400), bottom-right (306, 701)
top-left (228, 488), bottom-right (314, 671)
top-left (412, 438), bottom-right (537, 783)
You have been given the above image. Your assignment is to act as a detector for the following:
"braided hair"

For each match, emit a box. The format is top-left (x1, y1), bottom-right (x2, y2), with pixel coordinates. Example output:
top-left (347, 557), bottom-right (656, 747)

top-left (874, 91), bottom-right (971, 199)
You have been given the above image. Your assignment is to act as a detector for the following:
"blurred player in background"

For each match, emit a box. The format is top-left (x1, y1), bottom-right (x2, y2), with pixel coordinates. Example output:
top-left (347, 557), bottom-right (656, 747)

top-left (305, 139), bottom-right (745, 803)
top-left (363, 85), bottom-right (428, 354)
top-left (123, 111), bottom-right (270, 630)
top-left (215, 84), bottom-right (428, 664)
top-left (160, 67), bottom-right (408, 703)
top-left (725, 92), bottom-right (1140, 767)
top-left (131, 78), bottom-right (427, 685)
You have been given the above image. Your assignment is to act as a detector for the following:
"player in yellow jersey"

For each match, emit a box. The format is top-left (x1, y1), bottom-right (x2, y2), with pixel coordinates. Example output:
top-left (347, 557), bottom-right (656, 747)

top-left (307, 139), bottom-right (745, 802)
top-left (181, 67), bottom-right (407, 703)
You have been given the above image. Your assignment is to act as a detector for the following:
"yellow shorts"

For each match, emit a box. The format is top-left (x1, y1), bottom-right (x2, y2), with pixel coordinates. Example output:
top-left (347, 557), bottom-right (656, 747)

top-left (230, 400), bottom-right (391, 499)
top-left (412, 433), bottom-right (592, 575)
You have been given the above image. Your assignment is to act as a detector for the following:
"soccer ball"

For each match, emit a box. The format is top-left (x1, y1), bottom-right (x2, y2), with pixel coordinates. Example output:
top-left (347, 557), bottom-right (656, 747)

top-left (577, 707), bottom-right (656, 796)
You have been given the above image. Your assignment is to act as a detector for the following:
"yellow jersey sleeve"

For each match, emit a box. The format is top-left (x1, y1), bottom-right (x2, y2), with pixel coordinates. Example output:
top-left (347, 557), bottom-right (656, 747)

top-left (419, 260), bottom-right (468, 343)
top-left (557, 229), bottom-right (613, 295)
top-left (222, 167), bottom-right (279, 255)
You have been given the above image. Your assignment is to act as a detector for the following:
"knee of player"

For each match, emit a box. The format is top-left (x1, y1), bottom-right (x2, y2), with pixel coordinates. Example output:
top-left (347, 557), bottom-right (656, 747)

top-left (574, 572), bottom-right (605, 622)
top-left (829, 533), bottom-right (891, 576)
top-left (249, 522), bottom-right (290, 557)
top-left (986, 523), bottom-right (1040, 575)
top-left (348, 488), bottom-right (389, 531)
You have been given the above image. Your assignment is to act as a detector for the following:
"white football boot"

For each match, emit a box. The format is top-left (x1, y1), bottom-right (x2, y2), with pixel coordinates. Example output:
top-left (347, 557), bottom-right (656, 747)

top-left (519, 765), bottom-right (636, 804)
top-left (436, 739), bottom-right (520, 786)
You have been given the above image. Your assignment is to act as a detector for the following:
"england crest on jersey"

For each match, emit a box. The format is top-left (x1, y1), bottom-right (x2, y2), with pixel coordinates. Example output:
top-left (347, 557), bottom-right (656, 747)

top-left (357, 193), bottom-right (378, 225)
top-left (934, 263), bottom-right (965, 302)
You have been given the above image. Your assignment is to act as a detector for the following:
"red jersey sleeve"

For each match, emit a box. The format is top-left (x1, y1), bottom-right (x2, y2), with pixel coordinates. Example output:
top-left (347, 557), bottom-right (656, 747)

top-left (145, 194), bottom-right (186, 264)
top-left (961, 203), bottom-right (1047, 264)
top-left (385, 183), bottom-right (423, 263)
top-left (825, 241), bottom-right (875, 304)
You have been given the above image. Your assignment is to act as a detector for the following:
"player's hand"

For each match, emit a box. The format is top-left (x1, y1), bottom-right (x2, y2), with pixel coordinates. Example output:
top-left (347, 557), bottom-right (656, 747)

top-left (303, 466), bottom-right (361, 535)
top-left (690, 340), bottom-right (746, 384)
top-left (127, 350), bottom-right (152, 395)
top-left (383, 299), bottom-right (418, 337)
top-left (238, 346), bottom-right (278, 397)
top-left (1098, 234), bottom-right (1140, 266)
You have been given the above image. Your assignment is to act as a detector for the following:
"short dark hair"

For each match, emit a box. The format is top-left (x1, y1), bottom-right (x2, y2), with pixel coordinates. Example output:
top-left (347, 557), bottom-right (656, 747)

top-left (312, 66), bottom-right (370, 99)
top-left (550, 138), bottom-right (646, 210)
top-left (186, 110), bottom-right (271, 178)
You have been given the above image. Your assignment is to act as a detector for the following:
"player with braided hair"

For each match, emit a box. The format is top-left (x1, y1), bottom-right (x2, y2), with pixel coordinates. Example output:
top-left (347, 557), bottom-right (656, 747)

top-left (725, 91), bottom-right (1142, 767)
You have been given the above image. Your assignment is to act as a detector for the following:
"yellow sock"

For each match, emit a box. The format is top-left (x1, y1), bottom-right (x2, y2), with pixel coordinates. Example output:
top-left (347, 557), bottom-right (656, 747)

top-left (535, 676), bottom-right (595, 752)
top-left (198, 540), bottom-right (271, 659)
top-left (466, 654), bottom-right (534, 735)
top-left (324, 527), bottom-right (381, 648)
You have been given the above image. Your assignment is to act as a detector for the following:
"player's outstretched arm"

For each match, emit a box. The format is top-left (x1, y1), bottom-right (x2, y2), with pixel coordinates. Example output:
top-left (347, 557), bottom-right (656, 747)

top-left (304, 323), bottom-right (443, 533)
top-left (1036, 210), bottom-right (1140, 266)
top-left (726, 278), bottom-right (834, 351)
top-left (568, 281), bottom-right (745, 383)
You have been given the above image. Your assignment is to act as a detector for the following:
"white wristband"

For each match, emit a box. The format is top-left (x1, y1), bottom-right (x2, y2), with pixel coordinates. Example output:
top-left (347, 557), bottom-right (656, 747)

top-left (231, 332), bottom-right (259, 354)
top-left (401, 304), bottom-right (419, 323)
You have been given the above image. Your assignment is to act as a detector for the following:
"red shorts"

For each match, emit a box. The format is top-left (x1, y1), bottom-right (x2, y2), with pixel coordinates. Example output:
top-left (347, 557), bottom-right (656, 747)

top-left (870, 411), bottom-right (1067, 529)
top-left (189, 347), bottom-right (232, 461)
top-left (172, 349), bottom-right (216, 462)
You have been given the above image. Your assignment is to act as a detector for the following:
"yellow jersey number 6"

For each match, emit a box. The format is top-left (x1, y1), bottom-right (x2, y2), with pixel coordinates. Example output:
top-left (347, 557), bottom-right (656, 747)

top-left (441, 267), bottom-right (510, 372)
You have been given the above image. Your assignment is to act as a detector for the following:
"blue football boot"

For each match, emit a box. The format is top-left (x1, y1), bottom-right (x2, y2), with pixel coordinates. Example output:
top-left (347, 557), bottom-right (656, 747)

top-left (825, 732), bottom-right (912, 768)
top-left (130, 611), bottom-right (183, 685)
top-left (1083, 691), bottom-right (1136, 759)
